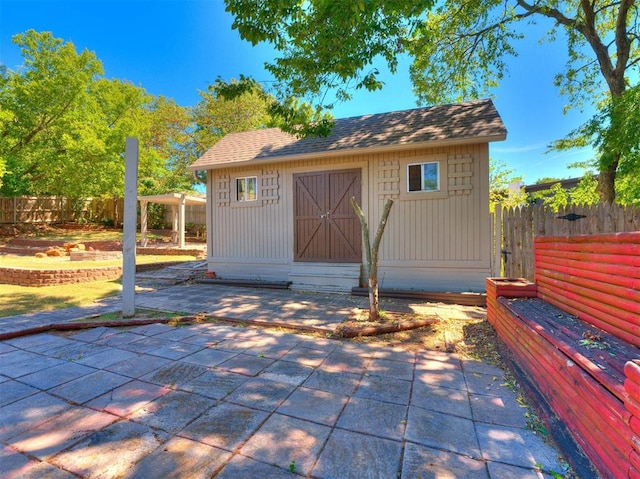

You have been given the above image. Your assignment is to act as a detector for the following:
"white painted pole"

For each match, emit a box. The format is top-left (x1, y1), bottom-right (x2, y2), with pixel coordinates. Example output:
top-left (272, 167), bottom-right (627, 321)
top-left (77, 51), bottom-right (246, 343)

top-left (171, 205), bottom-right (178, 243)
top-left (122, 137), bottom-right (138, 318)
top-left (178, 194), bottom-right (186, 249)
top-left (140, 200), bottom-right (148, 247)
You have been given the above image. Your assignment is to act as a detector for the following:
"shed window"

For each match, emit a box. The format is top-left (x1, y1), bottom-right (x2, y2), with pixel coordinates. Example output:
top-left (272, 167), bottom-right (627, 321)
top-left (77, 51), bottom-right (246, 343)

top-left (236, 176), bottom-right (257, 202)
top-left (408, 162), bottom-right (439, 192)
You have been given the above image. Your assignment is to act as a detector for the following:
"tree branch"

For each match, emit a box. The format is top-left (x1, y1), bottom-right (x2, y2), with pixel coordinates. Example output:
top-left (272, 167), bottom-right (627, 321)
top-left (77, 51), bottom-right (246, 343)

top-left (614, 0), bottom-right (634, 80)
top-left (516, 0), bottom-right (579, 30)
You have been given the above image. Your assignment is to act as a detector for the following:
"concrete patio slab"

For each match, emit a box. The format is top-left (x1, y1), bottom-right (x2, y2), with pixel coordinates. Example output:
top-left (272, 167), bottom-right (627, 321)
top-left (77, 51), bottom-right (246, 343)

top-left (49, 421), bottom-right (168, 478)
top-left (127, 390), bottom-right (215, 434)
top-left (239, 413), bottom-right (331, 476)
top-left (411, 381), bottom-right (473, 418)
top-left (0, 380), bottom-right (39, 407)
top-left (0, 393), bottom-right (74, 442)
top-left (336, 395), bottom-right (407, 439)
top-left (0, 281), bottom-right (571, 478)
top-left (354, 374), bottom-right (412, 405)
top-left (213, 454), bottom-right (294, 478)
top-left (277, 386), bottom-right (348, 426)
top-left (405, 405), bottom-right (481, 457)
top-left (123, 436), bottom-right (231, 479)
top-left (177, 368), bottom-right (248, 400)
top-left (312, 428), bottom-right (402, 479)
top-left (7, 407), bottom-right (118, 460)
top-left (401, 442), bottom-right (489, 479)
top-left (179, 402), bottom-right (269, 451)
top-left (48, 370), bottom-right (131, 405)
top-left (476, 422), bottom-right (564, 471)
top-left (86, 380), bottom-right (172, 417)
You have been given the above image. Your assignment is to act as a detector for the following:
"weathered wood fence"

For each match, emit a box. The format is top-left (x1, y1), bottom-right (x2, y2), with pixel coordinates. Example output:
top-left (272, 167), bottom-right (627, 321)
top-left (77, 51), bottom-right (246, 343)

top-left (494, 202), bottom-right (640, 280)
top-left (0, 196), bottom-right (206, 227)
top-left (163, 204), bottom-right (206, 226)
top-left (0, 197), bottom-right (125, 225)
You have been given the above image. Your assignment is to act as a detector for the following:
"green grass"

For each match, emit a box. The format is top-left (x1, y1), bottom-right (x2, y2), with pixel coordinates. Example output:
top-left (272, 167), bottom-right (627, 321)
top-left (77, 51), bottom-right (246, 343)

top-left (0, 279), bottom-right (123, 318)
top-left (71, 309), bottom-right (184, 323)
top-left (29, 230), bottom-right (125, 241)
top-left (9, 229), bottom-right (168, 242)
top-left (0, 254), bottom-right (202, 318)
top-left (0, 254), bottom-right (199, 269)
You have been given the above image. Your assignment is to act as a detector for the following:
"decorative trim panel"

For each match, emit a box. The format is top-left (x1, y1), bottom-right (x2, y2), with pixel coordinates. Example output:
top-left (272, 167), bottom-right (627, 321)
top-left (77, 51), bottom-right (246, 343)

top-left (378, 159), bottom-right (400, 199)
top-left (216, 175), bottom-right (230, 206)
top-left (448, 154), bottom-right (473, 196)
top-left (261, 170), bottom-right (280, 205)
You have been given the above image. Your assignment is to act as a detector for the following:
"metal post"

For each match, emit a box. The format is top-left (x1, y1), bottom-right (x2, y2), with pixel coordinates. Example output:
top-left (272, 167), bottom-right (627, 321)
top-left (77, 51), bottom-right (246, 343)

top-left (122, 137), bottom-right (138, 318)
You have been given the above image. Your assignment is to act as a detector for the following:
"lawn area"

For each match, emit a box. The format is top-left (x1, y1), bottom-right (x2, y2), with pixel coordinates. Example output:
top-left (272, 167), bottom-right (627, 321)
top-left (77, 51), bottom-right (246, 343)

top-left (0, 279), bottom-right (122, 318)
top-left (0, 255), bottom-right (201, 318)
top-left (0, 225), bottom-right (169, 244)
top-left (0, 254), bottom-right (198, 269)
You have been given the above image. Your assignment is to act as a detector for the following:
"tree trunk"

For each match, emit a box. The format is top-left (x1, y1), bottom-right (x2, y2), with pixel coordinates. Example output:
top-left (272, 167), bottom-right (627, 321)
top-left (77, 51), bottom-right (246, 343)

top-left (351, 197), bottom-right (393, 321)
top-left (597, 156), bottom-right (619, 203)
top-left (368, 276), bottom-right (379, 321)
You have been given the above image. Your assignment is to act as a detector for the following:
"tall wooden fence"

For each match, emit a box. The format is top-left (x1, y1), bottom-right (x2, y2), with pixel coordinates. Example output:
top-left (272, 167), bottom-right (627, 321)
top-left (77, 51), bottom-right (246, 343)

top-left (0, 196), bottom-right (206, 227)
top-left (0, 197), bottom-right (125, 225)
top-left (163, 204), bottom-right (206, 226)
top-left (495, 202), bottom-right (640, 280)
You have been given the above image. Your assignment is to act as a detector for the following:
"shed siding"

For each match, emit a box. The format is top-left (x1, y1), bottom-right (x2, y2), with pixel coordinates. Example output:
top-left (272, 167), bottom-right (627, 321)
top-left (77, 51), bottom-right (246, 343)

top-left (206, 144), bottom-right (491, 292)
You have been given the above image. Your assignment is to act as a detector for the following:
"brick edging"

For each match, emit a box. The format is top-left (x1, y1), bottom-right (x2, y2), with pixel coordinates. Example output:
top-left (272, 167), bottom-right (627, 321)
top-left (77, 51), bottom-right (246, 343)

top-left (0, 266), bottom-right (122, 286)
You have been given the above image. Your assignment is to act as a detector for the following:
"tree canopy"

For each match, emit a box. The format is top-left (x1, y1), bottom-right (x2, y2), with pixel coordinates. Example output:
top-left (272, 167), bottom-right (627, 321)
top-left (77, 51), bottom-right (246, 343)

top-left (0, 30), bottom-right (197, 198)
top-left (225, 0), bottom-right (639, 203)
top-left (0, 31), bottom-right (329, 198)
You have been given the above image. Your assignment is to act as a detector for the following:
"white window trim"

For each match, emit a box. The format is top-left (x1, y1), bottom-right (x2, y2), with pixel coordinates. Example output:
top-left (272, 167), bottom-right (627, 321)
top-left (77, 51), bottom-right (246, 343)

top-left (399, 154), bottom-right (448, 200)
top-left (231, 172), bottom-right (261, 207)
top-left (407, 161), bottom-right (440, 193)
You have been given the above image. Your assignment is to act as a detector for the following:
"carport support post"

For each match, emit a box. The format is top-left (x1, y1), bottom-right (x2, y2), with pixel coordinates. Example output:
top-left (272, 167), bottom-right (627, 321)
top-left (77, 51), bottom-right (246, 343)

top-left (122, 137), bottom-right (138, 318)
top-left (140, 200), bottom-right (148, 247)
top-left (171, 205), bottom-right (179, 243)
top-left (178, 194), bottom-right (186, 249)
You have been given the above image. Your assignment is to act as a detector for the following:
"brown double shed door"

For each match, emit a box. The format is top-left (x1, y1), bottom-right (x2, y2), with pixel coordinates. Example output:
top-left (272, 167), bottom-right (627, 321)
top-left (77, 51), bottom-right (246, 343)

top-left (293, 169), bottom-right (362, 263)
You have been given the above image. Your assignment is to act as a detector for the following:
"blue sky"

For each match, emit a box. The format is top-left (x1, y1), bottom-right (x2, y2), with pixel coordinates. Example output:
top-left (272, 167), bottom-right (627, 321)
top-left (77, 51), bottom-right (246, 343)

top-left (0, 0), bottom-right (597, 184)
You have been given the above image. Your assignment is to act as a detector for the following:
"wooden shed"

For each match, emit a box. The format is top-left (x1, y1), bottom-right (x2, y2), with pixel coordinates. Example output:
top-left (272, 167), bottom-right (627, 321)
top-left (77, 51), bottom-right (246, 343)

top-left (188, 99), bottom-right (507, 292)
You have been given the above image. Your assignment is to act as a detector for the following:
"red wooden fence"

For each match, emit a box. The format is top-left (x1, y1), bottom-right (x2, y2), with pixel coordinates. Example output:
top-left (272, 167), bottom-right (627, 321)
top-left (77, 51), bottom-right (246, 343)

top-left (487, 231), bottom-right (640, 478)
top-left (535, 232), bottom-right (640, 347)
top-left (625, 361), bottom-right (640, 478)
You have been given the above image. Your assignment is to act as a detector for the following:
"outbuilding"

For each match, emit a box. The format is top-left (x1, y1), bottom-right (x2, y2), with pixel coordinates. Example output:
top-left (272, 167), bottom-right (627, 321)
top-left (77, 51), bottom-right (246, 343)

top-left (188, 98), bottom-right (506, 293)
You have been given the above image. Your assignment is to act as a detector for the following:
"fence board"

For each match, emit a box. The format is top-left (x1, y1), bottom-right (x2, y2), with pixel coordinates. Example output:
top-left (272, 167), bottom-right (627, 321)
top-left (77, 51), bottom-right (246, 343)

top-left (0, 196), bottom-right (127, 226)
top-left (499, 203), bottom-right (640, 281)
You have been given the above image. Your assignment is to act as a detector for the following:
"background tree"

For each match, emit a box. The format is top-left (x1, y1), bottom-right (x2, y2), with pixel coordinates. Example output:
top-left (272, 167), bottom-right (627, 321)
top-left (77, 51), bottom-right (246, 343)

top-left (524, 173), bottom-right (599, 209)
top-left (196, 76), bottom-right (334, 140)
top-left (225, 0), bottom-right (639, 202)
top-left (558, 84), bottom-right (640, 205)
top-left (0, 30), bottom-right (198, 199)
top-left (489, 159), bottom-right (527, 211)
top-left (0, 30), bottom-right (103, 195)
top-left (191, 77), bottom-right (278, 154)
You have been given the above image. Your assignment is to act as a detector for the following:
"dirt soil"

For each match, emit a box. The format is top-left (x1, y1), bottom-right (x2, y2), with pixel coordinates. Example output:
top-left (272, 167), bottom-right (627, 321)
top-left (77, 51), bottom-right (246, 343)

top-left (336, 309), bottom-right (505, 368)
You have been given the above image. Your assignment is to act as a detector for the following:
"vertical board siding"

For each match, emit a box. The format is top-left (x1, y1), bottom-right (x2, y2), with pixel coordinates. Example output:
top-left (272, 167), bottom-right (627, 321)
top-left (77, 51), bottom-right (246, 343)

top-left (376, 143), bottom-right (489, 263)
top-left (208, 143), bottom-right (492, 289)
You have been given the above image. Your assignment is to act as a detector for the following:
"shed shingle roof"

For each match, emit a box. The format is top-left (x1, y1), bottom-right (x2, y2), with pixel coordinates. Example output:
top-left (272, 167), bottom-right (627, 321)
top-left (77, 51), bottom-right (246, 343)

top-left (189, 98), bottom-right (506, 170)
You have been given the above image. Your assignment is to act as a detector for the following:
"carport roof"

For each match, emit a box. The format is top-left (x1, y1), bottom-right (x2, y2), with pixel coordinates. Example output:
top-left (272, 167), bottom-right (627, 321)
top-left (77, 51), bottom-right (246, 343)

top-left (137, 193), bottom-right (206, 206)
